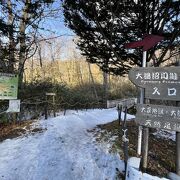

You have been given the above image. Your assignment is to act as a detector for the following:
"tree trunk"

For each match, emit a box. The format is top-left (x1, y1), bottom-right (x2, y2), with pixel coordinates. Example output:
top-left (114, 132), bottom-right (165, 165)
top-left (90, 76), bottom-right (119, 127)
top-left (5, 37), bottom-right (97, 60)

top-left (18, 0), bottom-right (29, 87)
top-left (75, 60), bottom-right (83, 86)
top-left (31, 57), bottom-right (34, 81)
top-left (88, 62), bottom-right (98, 99)
top-left (7, 0), bottom-right (15, 73)
top-left (66, 62), bottom-right (71, 84)
top-left (103, 71), bottom-right (108, 108)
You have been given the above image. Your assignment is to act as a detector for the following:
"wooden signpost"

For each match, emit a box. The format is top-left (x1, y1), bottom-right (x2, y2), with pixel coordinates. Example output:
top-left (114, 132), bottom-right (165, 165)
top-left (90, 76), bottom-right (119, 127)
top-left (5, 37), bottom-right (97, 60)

top-left (125, 34), bottom-right (164, 161)
top-left (136, 104), bottom-right (180, 132)
top-left (129, 66), bottom-right (180, 176)
top-left (117, 98), bottom-right (137, 111)
top-left (129, 67), bottom-right (180, 101)
top-left (126, 34), bottom-right (180, 177)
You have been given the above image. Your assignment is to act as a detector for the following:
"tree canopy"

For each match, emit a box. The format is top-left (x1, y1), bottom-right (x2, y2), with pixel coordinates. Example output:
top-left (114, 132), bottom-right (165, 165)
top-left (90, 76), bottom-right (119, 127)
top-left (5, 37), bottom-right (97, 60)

top-left (63, 0), bottom-right (180, 75)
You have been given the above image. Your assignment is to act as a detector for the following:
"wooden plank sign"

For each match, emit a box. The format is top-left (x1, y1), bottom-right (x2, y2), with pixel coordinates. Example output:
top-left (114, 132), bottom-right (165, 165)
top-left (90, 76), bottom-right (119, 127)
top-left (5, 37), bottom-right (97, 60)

top-left (129, 67), bottom-right (180, 101)
top-left (136, 103), bottom-right (180, 132)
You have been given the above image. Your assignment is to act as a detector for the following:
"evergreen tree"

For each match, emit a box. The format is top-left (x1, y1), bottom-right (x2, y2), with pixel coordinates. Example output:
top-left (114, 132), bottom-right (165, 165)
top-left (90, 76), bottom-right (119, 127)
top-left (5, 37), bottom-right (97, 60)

top-left (63, 0), bottom-right (180, 75)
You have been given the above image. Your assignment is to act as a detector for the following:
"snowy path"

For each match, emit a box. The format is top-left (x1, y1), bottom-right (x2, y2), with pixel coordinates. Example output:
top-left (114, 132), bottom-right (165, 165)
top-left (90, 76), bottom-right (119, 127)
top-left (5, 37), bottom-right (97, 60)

top-left (0, 108), bottom-right (134, 180)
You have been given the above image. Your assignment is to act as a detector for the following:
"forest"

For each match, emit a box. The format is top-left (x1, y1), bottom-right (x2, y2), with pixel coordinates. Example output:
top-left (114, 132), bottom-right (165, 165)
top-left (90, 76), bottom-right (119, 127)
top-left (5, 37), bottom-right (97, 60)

top-left (0, 1), bottom-right (180, 179)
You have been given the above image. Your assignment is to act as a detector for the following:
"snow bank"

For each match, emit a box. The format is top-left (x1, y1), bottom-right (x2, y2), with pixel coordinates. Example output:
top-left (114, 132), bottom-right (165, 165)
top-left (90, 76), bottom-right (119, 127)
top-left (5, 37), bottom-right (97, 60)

top-left (153, 129), bottom-right (176, 141)
top-left (126, 157), bottom-right (169, 180)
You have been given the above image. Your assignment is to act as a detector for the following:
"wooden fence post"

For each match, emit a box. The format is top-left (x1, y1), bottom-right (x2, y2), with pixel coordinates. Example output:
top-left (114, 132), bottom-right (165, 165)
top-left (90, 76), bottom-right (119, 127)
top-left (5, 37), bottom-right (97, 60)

top-left (45, 93), bottom-right (56, 119)
top-left (53, 95), bottom-right (56, 117)
top-left (45, 95), bottom-right (48, 120)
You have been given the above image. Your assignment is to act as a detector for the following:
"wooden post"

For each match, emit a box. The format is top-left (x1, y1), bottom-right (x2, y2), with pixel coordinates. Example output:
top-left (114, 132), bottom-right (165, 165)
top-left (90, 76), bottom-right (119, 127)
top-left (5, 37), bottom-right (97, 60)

top-left (141, 52), bottom-right (150, 172)
top-left (176, 60), bottom-right (180, 176)
top-left (141, 65), bottom-right (150, 172)
top-left (137, 51), bottom-right (147, 156)
top-left (123, 107), bottom-right (128, 173)
top-left (52, 95), bottom-right (56, 117)
top-left (45, 93), bottom-right (56, 119)
top-left (45, 96), bottom-right (48, 120)
top-left (125, 35), bottom-right (164, 170)
top-left (118, 104), bottom-right (122, 125)
top-left (12, 112), bottom-right (17, 124)
top-left (142, 127), bottom-right (149, 172)
top-left (176, 131), bottom-right (180, 175)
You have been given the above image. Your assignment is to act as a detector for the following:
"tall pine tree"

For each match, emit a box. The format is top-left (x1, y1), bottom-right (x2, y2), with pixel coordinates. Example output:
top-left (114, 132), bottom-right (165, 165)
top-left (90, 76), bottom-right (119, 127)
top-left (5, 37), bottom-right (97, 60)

top-left (63, 0), bottom-right (180, 75)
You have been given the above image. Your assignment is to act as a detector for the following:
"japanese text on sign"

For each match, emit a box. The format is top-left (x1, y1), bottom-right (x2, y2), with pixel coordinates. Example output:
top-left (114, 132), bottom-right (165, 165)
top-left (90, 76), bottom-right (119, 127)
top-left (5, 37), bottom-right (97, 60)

top-left (129, 67), bottom-right (180, 87)
top-left (140, 106), bottom-right (180, 119)
top-left (136, 72), bottom-right (178, 82)
top-left (139, 119), bottom-right (180, 132)
top-left (129, 67), bottom-right (180, 101)
top-left (136, 104), bottom-right (180, 132)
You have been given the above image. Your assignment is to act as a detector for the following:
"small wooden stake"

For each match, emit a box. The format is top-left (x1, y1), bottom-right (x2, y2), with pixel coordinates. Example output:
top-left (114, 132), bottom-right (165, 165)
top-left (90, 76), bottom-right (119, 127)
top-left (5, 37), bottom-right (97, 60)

top-left (45, 95), bottom-right (48, 119)
top-left (118, 104), bottom-right (122, 125)
top-left (45, 102), bottom-right (48, 120)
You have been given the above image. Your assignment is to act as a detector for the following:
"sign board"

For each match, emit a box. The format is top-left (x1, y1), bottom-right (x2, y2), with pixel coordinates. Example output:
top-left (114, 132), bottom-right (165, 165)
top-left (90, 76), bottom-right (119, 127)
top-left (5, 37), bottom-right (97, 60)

top-left (136, 103), bottom-right (180, 132)
top-left (0, 73), bottom-right (18, 100)
top-left (129, 67), bottom-right (180, 101)
top-left (125, 34), bottom-right (164, 51)
top-left (6, 100), bottom-right (20, 113)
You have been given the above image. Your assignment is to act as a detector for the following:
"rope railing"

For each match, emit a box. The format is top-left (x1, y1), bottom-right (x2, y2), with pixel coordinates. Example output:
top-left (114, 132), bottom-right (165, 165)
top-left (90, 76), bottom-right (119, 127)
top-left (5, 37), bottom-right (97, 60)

top-left (0, 96), bottom-right (103, 122)
top-left (6, 98), bottom-right (103, 120)
top-left (0, 96), bottom-right (136, 125)
top-left (19, 99), bottom-right (102, 107)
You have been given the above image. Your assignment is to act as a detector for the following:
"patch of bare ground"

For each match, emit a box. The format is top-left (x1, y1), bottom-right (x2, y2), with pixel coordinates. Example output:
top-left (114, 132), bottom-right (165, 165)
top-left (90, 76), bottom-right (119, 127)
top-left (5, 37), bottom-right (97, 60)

top-left (91, 119), bottom-right (175, 178)
top-left (0, 120), bottom-right (46, 142)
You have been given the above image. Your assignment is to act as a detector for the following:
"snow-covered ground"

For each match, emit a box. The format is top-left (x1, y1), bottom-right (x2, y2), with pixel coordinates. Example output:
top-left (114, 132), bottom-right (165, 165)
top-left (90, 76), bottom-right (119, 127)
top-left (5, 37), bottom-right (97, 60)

top-left (0, 108), bottom-right (173, 180)
top-left (0, 108), bottom-right (133, 180)
top-left (153, 129), bottom-right (176, 141)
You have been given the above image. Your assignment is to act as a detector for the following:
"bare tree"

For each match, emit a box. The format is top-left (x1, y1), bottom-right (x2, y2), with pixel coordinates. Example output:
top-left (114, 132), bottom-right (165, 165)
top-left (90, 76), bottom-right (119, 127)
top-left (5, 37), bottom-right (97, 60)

top-left (0, 0), bottom-right (61, 87)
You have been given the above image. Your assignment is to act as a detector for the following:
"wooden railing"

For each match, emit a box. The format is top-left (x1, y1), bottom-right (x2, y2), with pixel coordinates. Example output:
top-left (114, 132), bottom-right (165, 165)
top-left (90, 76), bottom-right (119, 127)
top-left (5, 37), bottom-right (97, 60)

top-left (107, 98), bottom-right (137, 109)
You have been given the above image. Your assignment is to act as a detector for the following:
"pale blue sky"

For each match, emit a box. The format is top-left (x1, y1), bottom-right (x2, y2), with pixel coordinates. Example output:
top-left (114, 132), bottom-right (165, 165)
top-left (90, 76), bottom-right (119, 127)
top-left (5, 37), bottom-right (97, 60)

top-left (39, 1), bottom-right (74, 37)
top-left (38, 1), bottom-right (77, 60)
